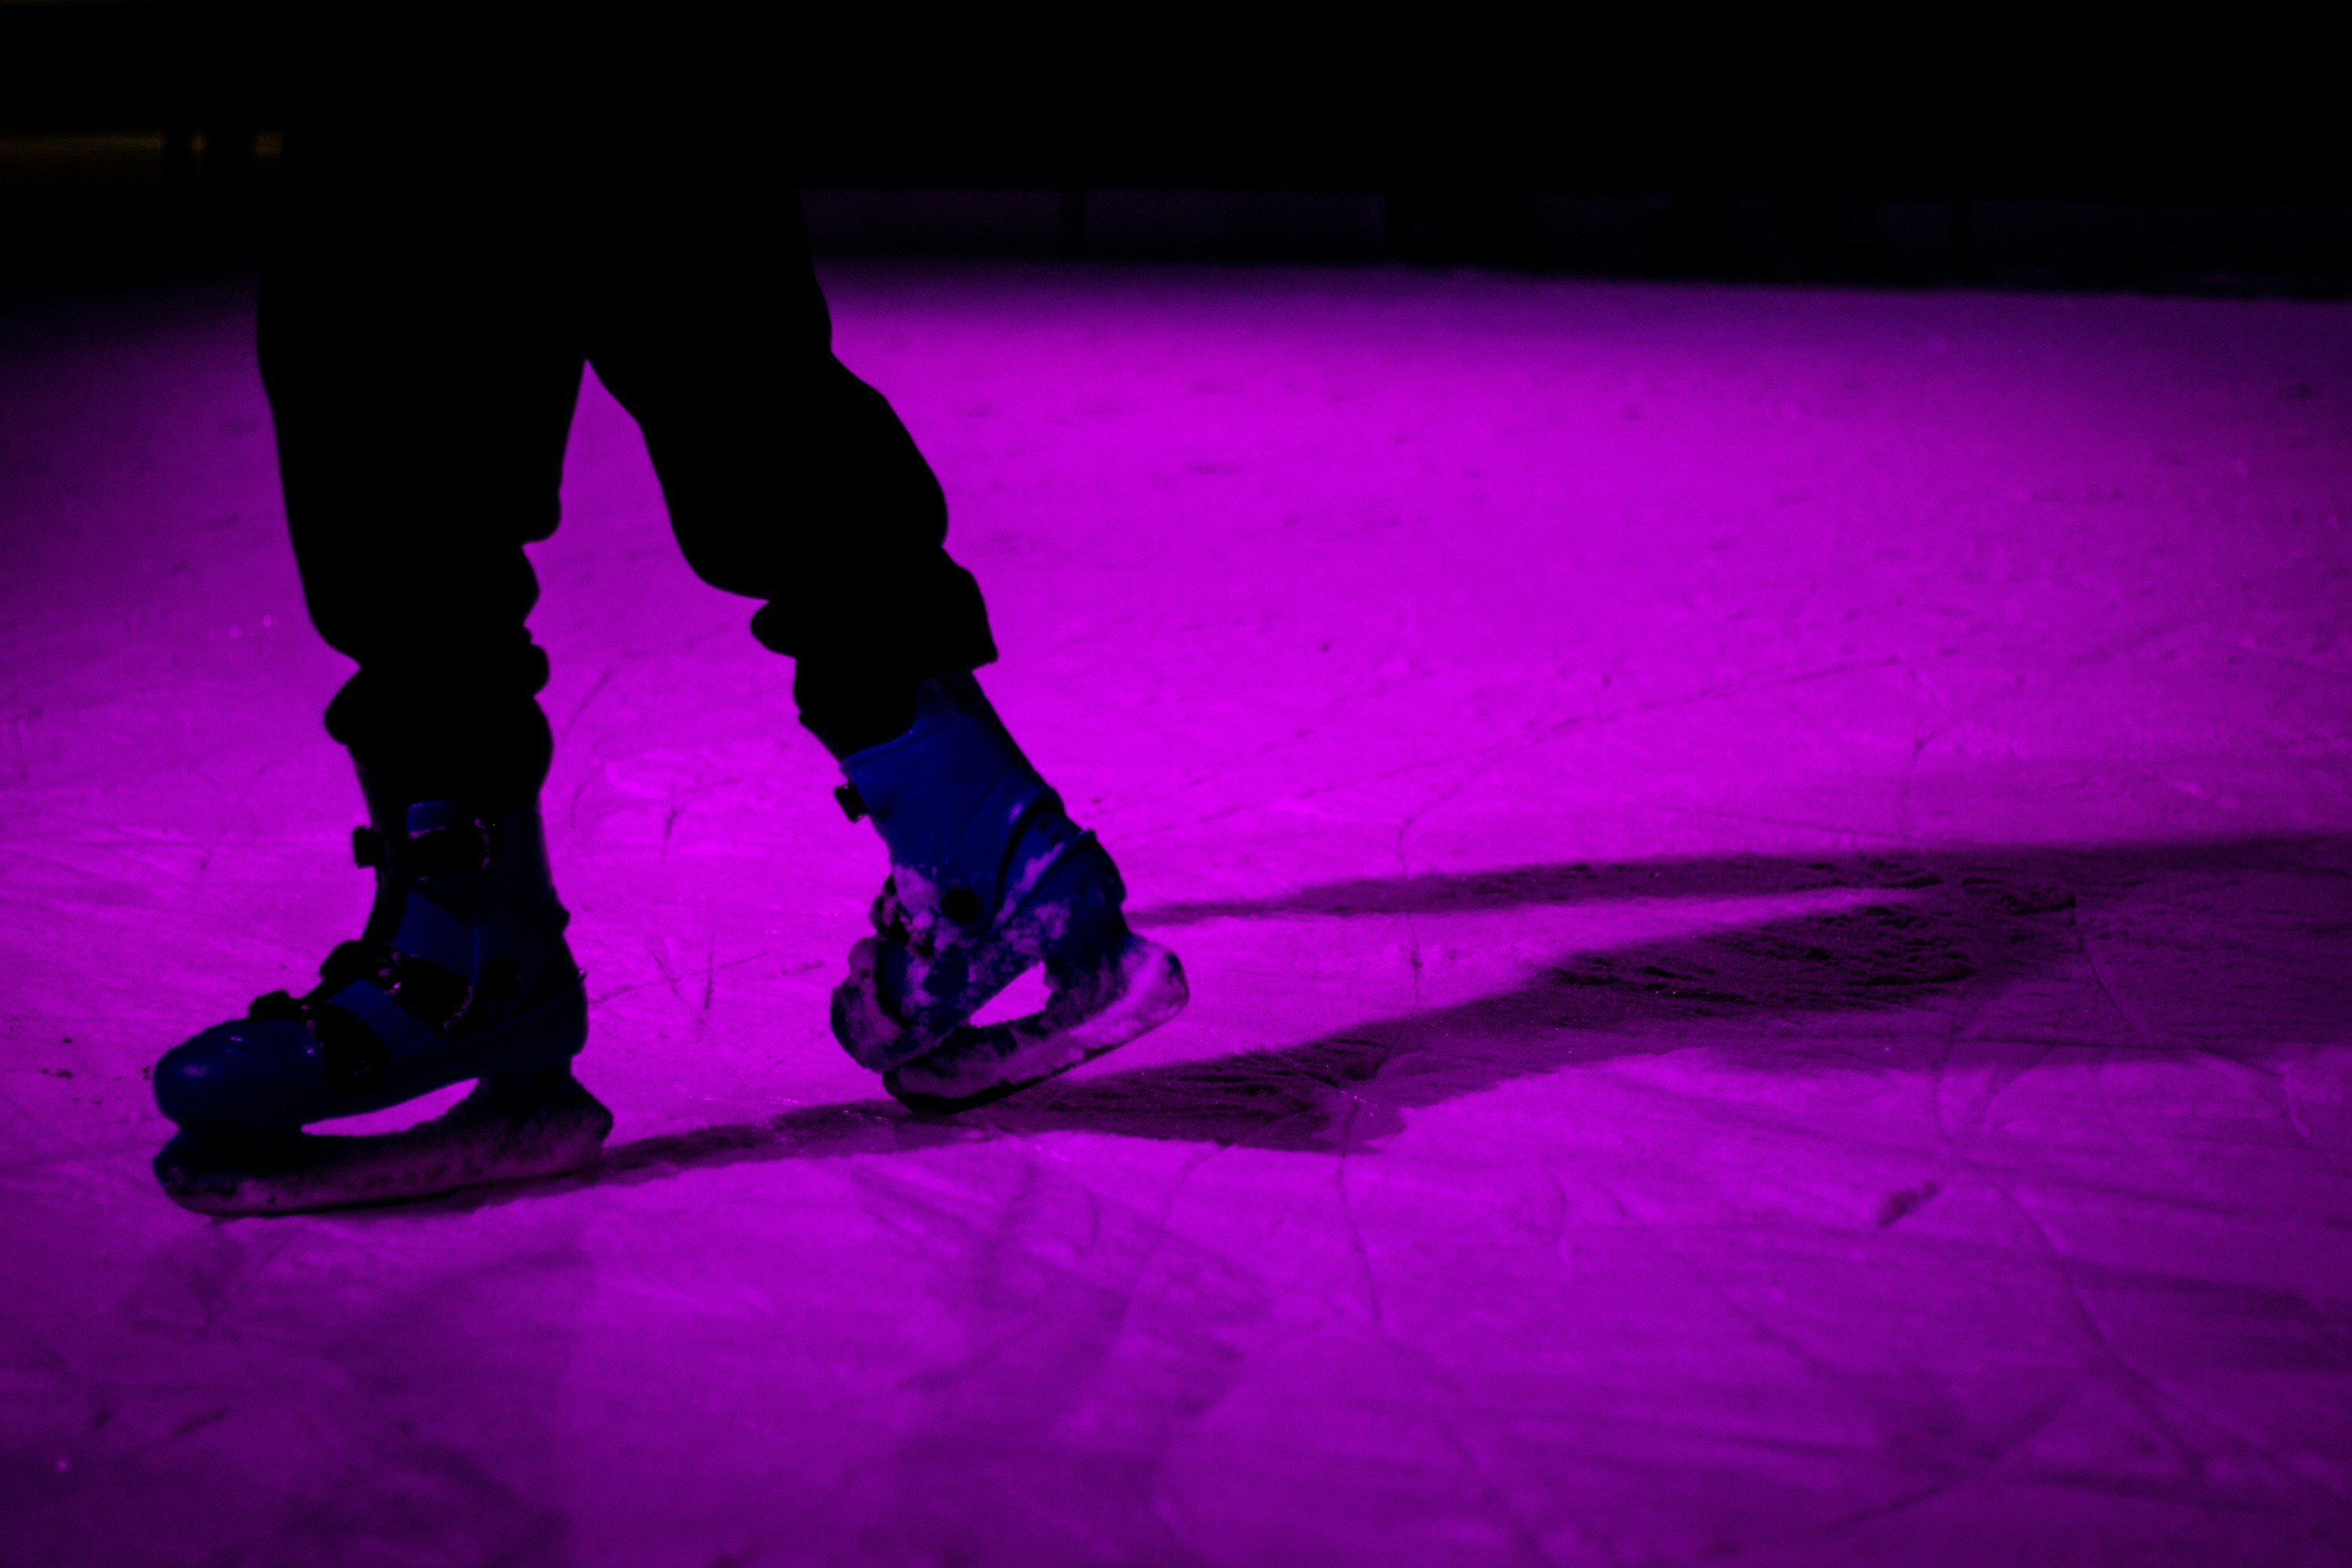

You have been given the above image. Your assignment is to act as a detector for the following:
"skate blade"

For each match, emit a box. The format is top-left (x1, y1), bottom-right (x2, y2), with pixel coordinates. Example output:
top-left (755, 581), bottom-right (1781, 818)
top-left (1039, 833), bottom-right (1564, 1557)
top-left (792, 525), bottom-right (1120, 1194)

top-left (156, 1077), bottom-right (615, 1217)
top-left (883, 935), bottom-right (1189, 1113)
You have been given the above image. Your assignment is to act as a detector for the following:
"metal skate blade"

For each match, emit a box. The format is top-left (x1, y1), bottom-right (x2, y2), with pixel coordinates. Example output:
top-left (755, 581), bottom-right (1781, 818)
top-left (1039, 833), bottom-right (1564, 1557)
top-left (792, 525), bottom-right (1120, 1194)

top-left (884, 936), bottom-right (1189, 1114)
top-left (154, 1077), bottom-right (614, 1217)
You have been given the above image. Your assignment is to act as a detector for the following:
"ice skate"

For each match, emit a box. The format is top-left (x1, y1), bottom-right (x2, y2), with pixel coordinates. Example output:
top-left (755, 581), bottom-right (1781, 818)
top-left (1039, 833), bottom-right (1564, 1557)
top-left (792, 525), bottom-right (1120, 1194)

top-left (151, 780), bottom-right (607, 1214)
top-left (829, 674), bottom-right (1188, 1109)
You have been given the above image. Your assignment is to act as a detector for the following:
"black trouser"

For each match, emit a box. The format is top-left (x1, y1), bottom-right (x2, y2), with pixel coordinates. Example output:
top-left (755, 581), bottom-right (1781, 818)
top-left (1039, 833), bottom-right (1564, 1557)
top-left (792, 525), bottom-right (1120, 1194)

top-left (259, 107), bottom-right (995, 805)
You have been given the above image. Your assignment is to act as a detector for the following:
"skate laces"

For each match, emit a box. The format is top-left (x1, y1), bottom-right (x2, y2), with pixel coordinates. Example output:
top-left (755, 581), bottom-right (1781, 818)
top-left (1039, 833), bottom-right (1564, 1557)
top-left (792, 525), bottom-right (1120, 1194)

top-left (311, 938), bottom-right (521, 1030)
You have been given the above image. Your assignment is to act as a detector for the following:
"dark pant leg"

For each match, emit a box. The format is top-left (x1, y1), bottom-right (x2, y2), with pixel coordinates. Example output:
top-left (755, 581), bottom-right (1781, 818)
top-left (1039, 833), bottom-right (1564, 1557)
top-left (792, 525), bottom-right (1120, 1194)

top-left (259, 122), bottom-right (586, 805)
top-left (579, 134), bottom-right (996, 756)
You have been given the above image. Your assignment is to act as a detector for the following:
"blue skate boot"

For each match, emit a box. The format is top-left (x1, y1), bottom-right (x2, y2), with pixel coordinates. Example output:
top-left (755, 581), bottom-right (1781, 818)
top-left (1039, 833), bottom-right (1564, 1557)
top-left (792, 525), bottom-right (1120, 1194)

top-left (151, 771), bottom-right (608, 1214)
top-left (829, 673), bottom-right (1188, 1111)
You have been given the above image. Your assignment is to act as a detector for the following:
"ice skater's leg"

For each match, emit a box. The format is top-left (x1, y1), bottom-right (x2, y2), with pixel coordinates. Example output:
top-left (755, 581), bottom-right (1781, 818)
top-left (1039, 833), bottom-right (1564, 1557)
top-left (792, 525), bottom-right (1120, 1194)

top-left (583, 155), bottom-right (1184, 1109)
top-left (261, 122), bottom-right (586, 801)
top-left (149, 125), bottom-right (610, 1213)
top-left (581, 142), bottom-right (996, 739)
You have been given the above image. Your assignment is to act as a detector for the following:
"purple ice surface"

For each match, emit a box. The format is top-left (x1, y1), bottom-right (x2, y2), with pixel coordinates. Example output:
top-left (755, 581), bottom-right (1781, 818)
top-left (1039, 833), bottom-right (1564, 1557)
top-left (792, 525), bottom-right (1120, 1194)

top-left (4, 261), bottom-right (2352, 1565)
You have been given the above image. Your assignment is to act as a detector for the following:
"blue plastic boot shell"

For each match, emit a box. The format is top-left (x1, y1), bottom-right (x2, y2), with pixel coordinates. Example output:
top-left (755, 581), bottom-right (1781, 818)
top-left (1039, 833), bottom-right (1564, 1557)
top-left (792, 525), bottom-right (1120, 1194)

top-left (829, 677), bottom-right (1133, 1065)
top-left (154, 801), bottom-right (586, 1134)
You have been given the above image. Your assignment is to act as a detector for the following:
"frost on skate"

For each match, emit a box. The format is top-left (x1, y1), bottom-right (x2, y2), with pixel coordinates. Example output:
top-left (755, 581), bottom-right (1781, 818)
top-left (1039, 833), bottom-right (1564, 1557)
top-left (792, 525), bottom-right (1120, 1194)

top-left (884, 929), bottom-right (1189, 1112)
top-left (828, 826), bottom-right (1122, 1071)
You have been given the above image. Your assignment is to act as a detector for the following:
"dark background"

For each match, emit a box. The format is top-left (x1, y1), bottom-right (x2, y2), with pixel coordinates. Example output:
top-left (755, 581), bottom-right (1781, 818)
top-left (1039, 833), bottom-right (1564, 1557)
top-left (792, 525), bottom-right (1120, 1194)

top-left (2, 2), bottom-right (2342, 291)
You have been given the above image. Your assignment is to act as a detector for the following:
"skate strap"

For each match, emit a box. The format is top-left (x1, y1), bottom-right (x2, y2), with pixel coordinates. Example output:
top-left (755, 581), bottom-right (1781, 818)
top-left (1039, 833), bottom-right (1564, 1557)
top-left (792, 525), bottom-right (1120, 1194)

top-left (316, 940), bottom-right (520, 1029)
top-left (247, 989), bottom-right (394, 1092)
top-left (240, 943), bottom-right (524, 1098)
top-left (352, 817), bottom-right (504, 878)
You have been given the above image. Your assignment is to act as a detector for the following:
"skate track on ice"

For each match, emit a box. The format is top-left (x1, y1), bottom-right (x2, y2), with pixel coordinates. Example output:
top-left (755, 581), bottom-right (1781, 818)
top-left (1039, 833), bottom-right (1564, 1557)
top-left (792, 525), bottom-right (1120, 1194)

top-left (5, 263), bottom-right (2352, 1566)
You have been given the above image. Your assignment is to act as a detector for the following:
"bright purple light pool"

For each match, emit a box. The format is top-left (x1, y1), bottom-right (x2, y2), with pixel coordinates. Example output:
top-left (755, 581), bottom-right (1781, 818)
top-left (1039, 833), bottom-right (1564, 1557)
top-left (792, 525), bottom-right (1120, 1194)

top-left (4, 261), bottom-right (2350, 1564)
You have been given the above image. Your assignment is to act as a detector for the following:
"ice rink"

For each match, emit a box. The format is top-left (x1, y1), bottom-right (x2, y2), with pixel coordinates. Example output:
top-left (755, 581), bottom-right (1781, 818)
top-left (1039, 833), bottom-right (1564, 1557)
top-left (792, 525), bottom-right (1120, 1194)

top-left (5, 261), bottom-right (2351, 1565)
